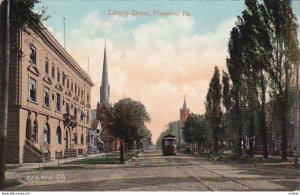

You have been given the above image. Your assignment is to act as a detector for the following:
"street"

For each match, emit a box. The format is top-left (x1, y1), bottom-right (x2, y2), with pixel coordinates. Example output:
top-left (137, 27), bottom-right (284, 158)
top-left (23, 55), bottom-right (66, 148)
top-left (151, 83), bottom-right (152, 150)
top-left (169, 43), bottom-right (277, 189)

top-left (4, 150), bottom-right (300, 191)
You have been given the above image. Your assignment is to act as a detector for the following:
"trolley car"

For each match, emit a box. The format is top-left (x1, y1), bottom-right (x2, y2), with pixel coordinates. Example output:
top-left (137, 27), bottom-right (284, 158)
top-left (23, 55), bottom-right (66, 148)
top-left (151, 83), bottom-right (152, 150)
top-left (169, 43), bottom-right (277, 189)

top-left (162, 134), bottom-right (177, 156)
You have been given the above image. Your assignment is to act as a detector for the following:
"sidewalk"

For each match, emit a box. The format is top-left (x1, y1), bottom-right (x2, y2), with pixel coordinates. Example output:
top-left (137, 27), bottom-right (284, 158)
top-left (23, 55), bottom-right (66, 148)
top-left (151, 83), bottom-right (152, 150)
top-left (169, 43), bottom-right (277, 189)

top-left (6, 153), bottom-right (108, 170)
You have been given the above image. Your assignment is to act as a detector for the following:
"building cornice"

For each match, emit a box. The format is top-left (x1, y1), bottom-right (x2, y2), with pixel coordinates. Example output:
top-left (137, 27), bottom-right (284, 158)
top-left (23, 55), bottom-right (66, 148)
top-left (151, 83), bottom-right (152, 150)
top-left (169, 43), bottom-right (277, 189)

top-left (25, 25), bottom-right (94, 87)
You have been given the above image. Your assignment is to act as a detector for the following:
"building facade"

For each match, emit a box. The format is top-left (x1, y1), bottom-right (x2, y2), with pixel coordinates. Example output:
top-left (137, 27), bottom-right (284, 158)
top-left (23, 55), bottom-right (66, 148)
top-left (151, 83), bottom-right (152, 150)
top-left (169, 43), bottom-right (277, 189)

top-left (0, 25), bottom-right (94, 163)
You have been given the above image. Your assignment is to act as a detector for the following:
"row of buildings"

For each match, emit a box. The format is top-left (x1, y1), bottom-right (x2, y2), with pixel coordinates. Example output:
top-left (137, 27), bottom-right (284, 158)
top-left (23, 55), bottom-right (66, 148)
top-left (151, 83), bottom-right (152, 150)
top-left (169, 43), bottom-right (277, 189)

top-left (0, 20), bottom-right (118, 163)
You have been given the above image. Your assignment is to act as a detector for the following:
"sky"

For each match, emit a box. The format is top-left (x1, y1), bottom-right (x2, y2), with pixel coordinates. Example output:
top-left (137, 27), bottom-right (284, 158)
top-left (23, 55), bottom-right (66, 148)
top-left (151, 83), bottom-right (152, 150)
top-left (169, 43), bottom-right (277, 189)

top-left (36, 0), bottom-right (300, 143)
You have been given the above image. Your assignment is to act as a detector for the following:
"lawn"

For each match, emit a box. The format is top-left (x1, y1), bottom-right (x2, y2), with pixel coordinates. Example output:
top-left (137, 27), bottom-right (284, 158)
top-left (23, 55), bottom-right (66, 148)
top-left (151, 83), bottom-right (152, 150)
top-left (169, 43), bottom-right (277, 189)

top-left (0, 179), bottom-right (22, 190)
top-left (200, 152), bottom-right (286, 164)
top-left (66, 152), bottom-right (140, 165)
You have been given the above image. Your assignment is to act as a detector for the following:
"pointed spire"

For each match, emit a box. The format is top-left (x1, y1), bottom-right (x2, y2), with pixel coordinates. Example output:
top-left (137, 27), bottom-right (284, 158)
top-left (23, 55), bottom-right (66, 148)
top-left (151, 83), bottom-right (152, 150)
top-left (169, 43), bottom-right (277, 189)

top-left (100, 40), bottom-right (110, 106)
top-left (183, 95), bottom-right (187, 109)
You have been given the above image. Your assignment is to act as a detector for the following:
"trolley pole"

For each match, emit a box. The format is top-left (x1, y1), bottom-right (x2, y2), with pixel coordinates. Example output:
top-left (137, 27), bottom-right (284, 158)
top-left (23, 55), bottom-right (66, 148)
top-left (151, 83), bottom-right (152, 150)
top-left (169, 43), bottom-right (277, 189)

top-left (0, 0), bottom-right (10, 188)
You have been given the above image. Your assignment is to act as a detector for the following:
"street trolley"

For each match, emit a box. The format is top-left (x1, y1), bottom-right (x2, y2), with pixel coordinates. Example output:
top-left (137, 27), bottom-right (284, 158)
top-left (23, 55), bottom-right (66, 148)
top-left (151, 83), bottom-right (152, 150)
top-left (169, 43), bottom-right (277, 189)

top-left (162, 134), bottom-right (177, 156)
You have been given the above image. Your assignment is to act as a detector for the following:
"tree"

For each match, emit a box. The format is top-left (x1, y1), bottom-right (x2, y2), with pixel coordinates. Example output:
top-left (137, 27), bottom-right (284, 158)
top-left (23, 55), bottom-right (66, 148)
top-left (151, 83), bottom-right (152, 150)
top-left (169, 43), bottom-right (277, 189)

top-left (183, 114), bottom-right (210, 152)
top-left (110, 98), bottom-right (151, 152)
top-left (262, 0), bottom-right (299, 160)
top-left (226, 26), bottom-right (245, 157)
top-left (237, 0), bottom-right (273, 158)
top-left (205, 66), bottom-right (223, 153)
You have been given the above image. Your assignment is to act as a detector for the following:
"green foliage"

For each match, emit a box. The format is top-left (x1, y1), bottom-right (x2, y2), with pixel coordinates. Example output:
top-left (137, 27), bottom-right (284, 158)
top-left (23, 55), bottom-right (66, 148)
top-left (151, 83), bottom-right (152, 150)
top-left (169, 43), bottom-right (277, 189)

top-left (183, 114), bottom-right (210, 144)
top-left (0, 0), bottom-right (49, 32)
top-left (111, 98), bottom-right (151, 143)
top-left (205, 66), bottom-right (223, 153)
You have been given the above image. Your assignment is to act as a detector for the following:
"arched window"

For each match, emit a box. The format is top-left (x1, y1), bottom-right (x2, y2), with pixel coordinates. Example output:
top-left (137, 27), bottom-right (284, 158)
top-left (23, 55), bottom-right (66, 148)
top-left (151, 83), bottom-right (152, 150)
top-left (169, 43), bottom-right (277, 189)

top-left (43, 124), bottom-right (50, 144)
top-left (56, 126), bottom-right (62, 144)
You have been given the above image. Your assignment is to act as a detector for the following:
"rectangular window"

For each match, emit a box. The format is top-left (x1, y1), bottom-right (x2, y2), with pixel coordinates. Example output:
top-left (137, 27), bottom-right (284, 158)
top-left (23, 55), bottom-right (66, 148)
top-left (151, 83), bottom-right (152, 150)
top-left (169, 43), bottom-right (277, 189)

top-left (80, 110), bottom-right (84, 121)
top-left (57, 68), bottom-right (60, 82)
top-left (43, 87), bottom-right (50, 107)
top-left (81, 90), bottom-right (83, 99)
top-left (29, 44), bottom-right (36, 65)
top-left (75, 83), bottom-right (77, 94)
top-left (71, 81), bottom-right (73, 92)
top-left (29, 78), bottom-right (36, 102)
top-left (66, 99), bottom-right (70, 114)
top-left (87, 94), bottom-right (90, 103)
top-left (56, 93), bottom-right (61, 112)
top-left (67, 78), bottom-right (69, 89)
top-left (45, 59), bottom-right (49, 74)
top-left (62, 72), bottom-right (66, 86)
top-left (74, 106), bottom-right (77, 117)
top-left (52, 64), bottom-right (55, 79)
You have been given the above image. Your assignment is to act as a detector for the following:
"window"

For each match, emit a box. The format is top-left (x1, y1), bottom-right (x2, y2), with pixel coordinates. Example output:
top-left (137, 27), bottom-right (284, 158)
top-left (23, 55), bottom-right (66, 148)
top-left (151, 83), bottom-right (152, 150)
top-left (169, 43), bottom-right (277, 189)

top-left (66, 99), bottom-right (70, 114)
top-left (81, 90), bottom-right (84, 99)
top-left (87, 94), bottom-right (90, 103)
top-left (44, 124), bottom-right (50, 144)
top-left (62, 72), bottom-right (66, 86)
top-left (71, 81), bottom-right (73, 92)
top-left (56, 126), bottom-right (62, 144)
top-left (67, 78), bottom-right (69, 89)
top-left (29, 44), bottom-right (36, 65)
top-left (52, 64), bottom-right (55, 79)
top-left (75, 83), bottom-right (77, 94)
top-left (43, 87), bottom-right (50, 107)
top-left (80, 134), bottom-right (84, 145)
top-left (29, 77), bottom-right (36, 102)
top-left (45, 59), bottom-right (49, 74)
top-left (56, 93), bottom-right (61, 112)
top-left (57, 67), bottom-right (60, 82)
top-left (33, 120), bottom-right (38, 142)
top-left (74, 106), bottom-right (77, 117)
top-left (80, 110), bottom-right (84, 121)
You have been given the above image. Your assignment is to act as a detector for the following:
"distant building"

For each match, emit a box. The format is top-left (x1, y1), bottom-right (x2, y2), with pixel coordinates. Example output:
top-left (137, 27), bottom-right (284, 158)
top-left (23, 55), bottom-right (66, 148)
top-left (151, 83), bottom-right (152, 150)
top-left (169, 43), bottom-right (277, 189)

top-left (0, 24), bottom-right (94, 163)
top-left (93, 42), bottom-right (120, 152)
top-left (89, 120), bottom-right (104, 154)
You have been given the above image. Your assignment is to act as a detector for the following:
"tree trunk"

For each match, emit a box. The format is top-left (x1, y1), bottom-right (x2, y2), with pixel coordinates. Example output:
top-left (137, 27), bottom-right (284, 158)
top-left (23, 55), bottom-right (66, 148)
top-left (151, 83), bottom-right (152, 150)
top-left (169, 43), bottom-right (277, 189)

top-left (281, 111), bottom-right (288, 160)
top-left (249, 113), bottom-right (255, 157)
top-left (260, 70), bottom-right (268, 159)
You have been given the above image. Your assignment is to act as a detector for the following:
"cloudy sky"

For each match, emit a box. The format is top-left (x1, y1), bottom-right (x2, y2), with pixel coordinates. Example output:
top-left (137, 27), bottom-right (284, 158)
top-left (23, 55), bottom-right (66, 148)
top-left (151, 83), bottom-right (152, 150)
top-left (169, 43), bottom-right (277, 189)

top-left (36, 0), bottom-right (300, 143)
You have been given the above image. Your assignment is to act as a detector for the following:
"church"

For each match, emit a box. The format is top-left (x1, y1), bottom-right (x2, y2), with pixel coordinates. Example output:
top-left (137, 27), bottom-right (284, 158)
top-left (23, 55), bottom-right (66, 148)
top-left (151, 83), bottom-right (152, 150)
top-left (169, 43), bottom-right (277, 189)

top-left (90, 42), bottom-right (121, 152)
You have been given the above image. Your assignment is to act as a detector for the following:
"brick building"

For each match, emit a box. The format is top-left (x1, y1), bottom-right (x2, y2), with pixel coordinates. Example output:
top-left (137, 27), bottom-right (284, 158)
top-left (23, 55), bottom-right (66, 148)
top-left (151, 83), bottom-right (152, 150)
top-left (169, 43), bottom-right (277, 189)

top-left (0, 24), bottom-right (94, 163)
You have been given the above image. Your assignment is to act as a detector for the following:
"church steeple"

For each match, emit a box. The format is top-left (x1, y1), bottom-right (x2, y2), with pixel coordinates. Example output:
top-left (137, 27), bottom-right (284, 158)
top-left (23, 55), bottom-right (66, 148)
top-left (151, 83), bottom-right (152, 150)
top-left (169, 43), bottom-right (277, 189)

top-left (183, 95), bottom-right (187, 109)
top-left (100, 40), bottom-right (110, 106)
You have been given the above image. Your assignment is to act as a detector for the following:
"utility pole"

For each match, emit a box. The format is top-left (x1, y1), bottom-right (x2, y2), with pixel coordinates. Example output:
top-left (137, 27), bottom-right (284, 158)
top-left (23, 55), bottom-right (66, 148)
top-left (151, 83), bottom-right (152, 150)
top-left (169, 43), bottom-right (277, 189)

top-left (0, 0), bottom-right (10, 188)
top-left (294, 49), bottom-right (300, 166)
top-left (63, 17), bottom-right (66, 49)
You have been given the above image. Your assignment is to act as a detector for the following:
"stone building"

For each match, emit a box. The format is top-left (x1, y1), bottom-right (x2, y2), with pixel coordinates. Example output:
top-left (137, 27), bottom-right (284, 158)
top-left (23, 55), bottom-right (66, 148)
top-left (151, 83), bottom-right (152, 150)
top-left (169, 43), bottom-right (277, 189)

top-left (0, 24), bottom-right (94, 163)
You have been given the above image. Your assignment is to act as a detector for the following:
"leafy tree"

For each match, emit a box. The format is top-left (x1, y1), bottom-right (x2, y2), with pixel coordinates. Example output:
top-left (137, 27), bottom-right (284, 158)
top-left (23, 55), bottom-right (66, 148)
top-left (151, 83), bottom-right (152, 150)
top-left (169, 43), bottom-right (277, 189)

top-left (110, 98), bottom-right (151, 152)
top-left (237, 0), bottom-right (273, 158)
top-left (262, 0), bottom-right (299, 160)
top-left (226, 26), bottom-right (245, 157)
top-left (205, 66), bottom-right (223, 153)
top-left (183, 114), bottom-right (210, 152)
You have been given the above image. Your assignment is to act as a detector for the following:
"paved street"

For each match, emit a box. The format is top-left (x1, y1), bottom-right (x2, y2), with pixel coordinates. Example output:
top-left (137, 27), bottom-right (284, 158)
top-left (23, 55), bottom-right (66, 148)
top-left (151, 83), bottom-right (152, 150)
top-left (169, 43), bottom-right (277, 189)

top-left (4, 150), bottom-right (300, 191)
